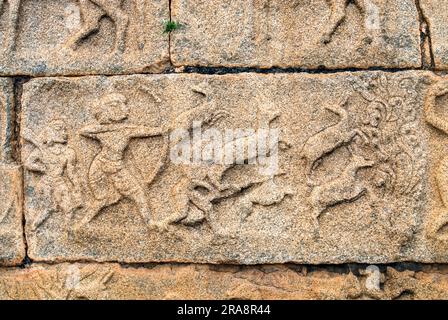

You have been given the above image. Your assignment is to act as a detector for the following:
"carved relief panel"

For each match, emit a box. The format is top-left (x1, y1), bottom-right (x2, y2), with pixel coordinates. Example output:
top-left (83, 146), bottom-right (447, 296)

top-left (21, 72), bottom-right (437, 264)
top-left (0, 0), bottom-right (169, 76)
top-left (424, 76), bottom-right (448, 259)
top-left (171, 0), bottom-right (421, 69)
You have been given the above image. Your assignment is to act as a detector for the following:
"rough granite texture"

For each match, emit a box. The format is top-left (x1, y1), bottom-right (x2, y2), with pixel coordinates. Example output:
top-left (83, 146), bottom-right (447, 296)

top-left (0, 78), bottom-right (14, 162)
top-left (171, 0), bottom-right (421, 69)
top-left (421, 0), bottom-right (448, 70)
top-left (0, 0), bottom-right (170, 76)
top-left (0, 165), bottom-right (25, 266)
top-left (1, 0), bottom-right (448, 300)
top-left (17, 71), bottom-right (448, 265)
top-left (1, 263), bottom-right (448, 300)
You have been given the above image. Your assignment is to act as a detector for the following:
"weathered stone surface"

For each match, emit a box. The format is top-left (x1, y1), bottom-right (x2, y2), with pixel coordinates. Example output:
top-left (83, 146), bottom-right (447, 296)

top-left (421, 0), bottom-right (448, 69)
top-left (0, 165), bottom-right (25, 266)
top-left (171, 0), bottom-right (421, 69)
top-left (21, 71), bottom-right (448, 264)
top-left (0, 78), bottom-right (14, 162)
top-left (0, 0), bottom-right (169, 76)
top-left (0, 263), bottom-right (447, 300)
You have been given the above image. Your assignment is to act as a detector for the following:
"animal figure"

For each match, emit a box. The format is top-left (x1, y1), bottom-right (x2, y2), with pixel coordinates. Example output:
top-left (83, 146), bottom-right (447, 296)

top-left (309, 153), bottom-right (374, 225)
top-left (300, 97), bottom-right (367, 178)
top-left (165, 104), bottom-right (290, 228)
top-left (162, 102), bottom-right (231, 228)
top-left (238, 177), bottom-right (295, 220)
top-left (204, 106), bottom-right (284, 192)
top-left (65, 0), bottom-right (129, 54)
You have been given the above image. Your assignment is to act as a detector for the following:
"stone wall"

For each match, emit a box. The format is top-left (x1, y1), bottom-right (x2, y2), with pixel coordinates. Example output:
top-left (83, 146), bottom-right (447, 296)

top-left (1, 0), bottom-right (448, 300)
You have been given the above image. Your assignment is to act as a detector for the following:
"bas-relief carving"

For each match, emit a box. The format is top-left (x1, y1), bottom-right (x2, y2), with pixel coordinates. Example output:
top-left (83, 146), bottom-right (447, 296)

top-left (292, 0), bottom-right (379, 44)
top-left (0, 0), bottom-right (169, 75)
top-left (23, 120), bottom-right (83, 231)
top-left (24, 88), bottom-right (293, 234)
top-left (65, 0), bottom-right (129, 54)
top-left (165, 99), bottom-right (294, 232)
top-left (0, 264), bottom-right (436, 300)
top-left (0, 0), bottom-right (130, 54)
top-left (77, 93), bottom-right (167, 228)
top-left (21, 73), bottom-right (433, 263)
top-left (172, 0), bottom-right (419, 69)
top-left (425, 77), bottom-right (448, 241)
top-left (301, 74), bottom-right (424, 241)
top-left (0, 265), bottom-right (114, 300)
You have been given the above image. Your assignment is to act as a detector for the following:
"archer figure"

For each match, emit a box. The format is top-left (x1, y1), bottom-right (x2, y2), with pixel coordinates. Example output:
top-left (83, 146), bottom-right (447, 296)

top-left (78, 93), bottom-right (166, 227)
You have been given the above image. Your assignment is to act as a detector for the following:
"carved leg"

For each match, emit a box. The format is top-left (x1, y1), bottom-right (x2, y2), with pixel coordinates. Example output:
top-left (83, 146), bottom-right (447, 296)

top-left (130, 187), bottom-right (152, 225)
top-left (433, 159), bottom-right (448, 234)
top-left (55, 184), bottom-right (76, 227)
top-left (324, 97), bottom-right (349, 116)
top-left (352, 128), bottom-right (369, 144)
top-left (159, 181), bottom-right (190, 227)
top-left (91, 0), bottom-right (129, 53)
top-left (76, 197), bottom-right (113, 228)
top-left (65, 0), bottom-right (101, 50)
top-left (189, 190), bottom-right (213, 216)
top-left (31, 209), bottom-right (53, 231)
top-left (311, 211), bottom-right (322, 240)
top-left (309, 189), bottom-right (324, 237)
top-left (322, 0), bottom-right (348, 44)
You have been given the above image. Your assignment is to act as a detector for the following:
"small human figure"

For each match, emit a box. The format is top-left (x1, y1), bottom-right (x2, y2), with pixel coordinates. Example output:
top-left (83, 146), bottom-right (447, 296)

top-left (425, 79), bottom-right (448, 237)
top-left (0, 0), bottom-right (21, 53)
top-left (65, 0), bottom-right (129, 54)
top-left (78, 93), bottom-right (166, 227)
top-left (24, 120), bottom-right (82, 231)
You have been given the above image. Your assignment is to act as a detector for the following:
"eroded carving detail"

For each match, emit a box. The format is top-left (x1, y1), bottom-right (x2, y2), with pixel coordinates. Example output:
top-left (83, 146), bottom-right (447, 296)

top-left (425, 78), bottom-right (448, 239)
top-left (165, 99), bottom-right (293, 232)
top-left (360, 266), bottom-right (417, 300)
top-left (77, 93), bottom-right (166, 228)
top-left (0, 170), bottom-right (14, 225)
top-left (24, 119), bottom-right (83, 231)
top-left (310, 152), bottom-right (374, 225)
top-left (0, 0), bottom-right (20, 54)
top-left (1, 265), bottom-right (114, 300)
top-left (65, 0), bottom-right (129, 54)
top-left (295, 0), bottom-right (377, 44)
top-left (300, 97), bottom-right (367, 179)
top-left (303, 74), bottom-right (424, 241)
top-left (322, 0), bottom-right (369, 43)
